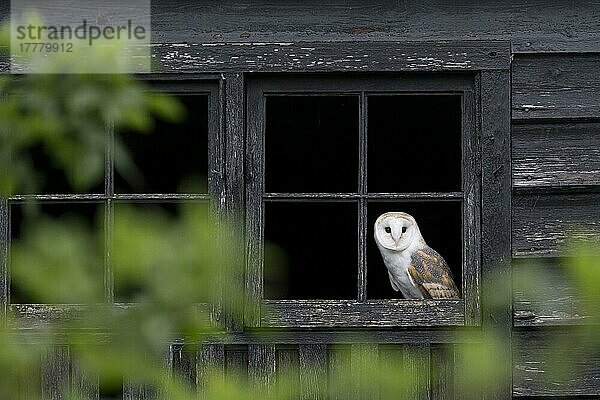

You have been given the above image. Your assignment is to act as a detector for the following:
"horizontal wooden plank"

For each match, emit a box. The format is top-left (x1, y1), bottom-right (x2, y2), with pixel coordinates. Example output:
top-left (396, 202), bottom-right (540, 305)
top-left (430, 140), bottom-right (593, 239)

top-left (512, 193), bottom-right (600, 257)
top-left (149, 0), bottom-right (600, 53)
top-left (513, 54), bottom-right (600, 120)
top-left (513, 259), bottom-right (594, 327)
top-left (260, 299), bottom-right (464, 327)
top-left (154, 41), bottom-right (510, 73)
top-left (513, 329), bottom-right (600, 397)
top-left (9, 303), bottom-right (215, 329)
top-left (513, 122), bottom-right (600, 189)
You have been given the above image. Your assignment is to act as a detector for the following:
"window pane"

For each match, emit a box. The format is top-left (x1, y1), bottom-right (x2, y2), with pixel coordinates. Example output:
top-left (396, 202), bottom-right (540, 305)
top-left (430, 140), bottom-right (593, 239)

top-left (115, 94), bottom-right (209, 194)
top-left (112, 201), bottom-right (210, 303)
top-left (264, 201), bottom-right (357, 299)
top-left (10, 202), bottom-right (104, 304)
top-left (265, 96), bottom-right (359, 193)
top-left (367, 201), bottom-right (462, 299)
top-left (367, 95), bottom-right (462, 193)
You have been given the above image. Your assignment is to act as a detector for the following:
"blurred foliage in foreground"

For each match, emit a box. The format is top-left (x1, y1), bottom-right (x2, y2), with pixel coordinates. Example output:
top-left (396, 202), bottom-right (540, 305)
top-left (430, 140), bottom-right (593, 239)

top-left (1, 20), bottom-right (599, 400)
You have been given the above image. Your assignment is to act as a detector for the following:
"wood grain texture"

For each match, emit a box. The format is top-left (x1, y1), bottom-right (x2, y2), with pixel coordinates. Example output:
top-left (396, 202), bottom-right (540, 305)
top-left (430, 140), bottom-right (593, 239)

top-left (225, 346), bottom-right (248, 387)
top-left (480, 70), bottom-right (512, 400)
top-left (513, 193), bottom-right (600, 257)
top-left (149, 0), bottom-right (600, 53)
top-left (298, 344), bottom-right (327, 400)
top-left (198, 344), bottom-right (225, 393)
top-left (248, 344), bottom-right (276, 397)
top-left (513, 329), bottom-right (600, 397)
top-left (513, 122), bottom-right (600, 189)
top-left (430, 344), bottom-right (454, 400)
top-left (171, 343), bottom-right (197, 389)
top-left (351, 344), bottom-right (378, 400)
top-left (223, 73), bottom-right (246, 332)
top-left (71, 360), bottom-right (99, 400)
top-left (41, 346), bottom-right (70, 400)
top-left (260, 299), bottom-right (464, 327)
top-left (513, 259), bottom-right (593, 327)
top-left (513, 54), bottom-right (600, 120)
top-left (328, 346), bottom-right (352, 400)
top-left (463, 85), bottom-right (482, 325)
top-left (378, 345), bottom-right (431, 400)
top-left (154, 41), bottom-right (510, 73)
top-left (0, 198), bottom-right (7, 313)
top-left (276, 348), bottom-right (300, 399)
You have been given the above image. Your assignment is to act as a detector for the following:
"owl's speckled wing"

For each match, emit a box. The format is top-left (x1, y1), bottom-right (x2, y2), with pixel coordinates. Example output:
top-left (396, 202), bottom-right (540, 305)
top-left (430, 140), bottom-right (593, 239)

top-left (407, 247), bottom-right (459, 299)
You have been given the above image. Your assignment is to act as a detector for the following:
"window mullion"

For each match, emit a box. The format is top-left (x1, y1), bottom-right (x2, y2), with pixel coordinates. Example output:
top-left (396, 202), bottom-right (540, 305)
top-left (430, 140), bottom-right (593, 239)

top-left (358, 92), bottom-right (368, 302)
top-left (104, 121), bottom-right (115, 304)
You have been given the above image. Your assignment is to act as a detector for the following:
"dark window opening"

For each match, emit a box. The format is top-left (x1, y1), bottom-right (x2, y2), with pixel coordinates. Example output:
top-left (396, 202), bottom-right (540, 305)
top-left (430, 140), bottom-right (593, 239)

top-left (114, 94), bottom-right (209, 194)
top-left (367, 95), bottom-right (462, 193)
top-left (26, 143), bottom-right (105, 194)
top-left (265, 96), bottom-right (359, 193)
top-left (112, 201), bottom-right (209, 303)
top-left (264, 201), bottom-right (357, 299)
top-left (9, 202), bottom-right (104, 304)
top-left (366, 201), bottom-right (462, 299)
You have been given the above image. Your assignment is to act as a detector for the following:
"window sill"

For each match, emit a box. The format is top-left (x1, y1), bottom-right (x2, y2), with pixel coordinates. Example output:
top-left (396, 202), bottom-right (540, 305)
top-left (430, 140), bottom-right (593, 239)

top-left (260, 299), bottom-right (464, 328)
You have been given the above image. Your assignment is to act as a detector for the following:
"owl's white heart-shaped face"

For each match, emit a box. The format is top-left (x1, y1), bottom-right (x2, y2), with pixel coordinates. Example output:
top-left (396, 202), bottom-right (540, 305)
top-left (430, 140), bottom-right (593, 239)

top-left (374, 212), bottom-right (420, 251)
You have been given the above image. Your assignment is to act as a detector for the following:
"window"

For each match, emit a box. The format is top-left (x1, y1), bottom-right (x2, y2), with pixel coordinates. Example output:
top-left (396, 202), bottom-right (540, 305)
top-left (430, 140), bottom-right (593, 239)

top-left (6, 77), bottom-right (222, 314)
top-left (246, 75), bottom-right (480, 327)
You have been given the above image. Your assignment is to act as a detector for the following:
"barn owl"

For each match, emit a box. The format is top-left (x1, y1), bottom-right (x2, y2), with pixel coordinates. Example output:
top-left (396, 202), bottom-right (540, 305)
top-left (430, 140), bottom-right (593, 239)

top-left (374, 212), bottom-right (459, 299)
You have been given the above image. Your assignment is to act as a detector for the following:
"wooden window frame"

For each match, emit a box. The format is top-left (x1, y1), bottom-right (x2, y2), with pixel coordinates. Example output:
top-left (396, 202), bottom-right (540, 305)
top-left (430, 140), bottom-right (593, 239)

top-left (238, 42), bottom-right (511, 329)
top-left (1, 74), bottom-right (225, 326)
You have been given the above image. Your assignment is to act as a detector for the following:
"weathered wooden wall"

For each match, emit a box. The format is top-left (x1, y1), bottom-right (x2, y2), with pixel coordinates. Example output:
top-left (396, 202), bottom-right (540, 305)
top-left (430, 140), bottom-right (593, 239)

top-left (3, 0), bottom-right (600, 398)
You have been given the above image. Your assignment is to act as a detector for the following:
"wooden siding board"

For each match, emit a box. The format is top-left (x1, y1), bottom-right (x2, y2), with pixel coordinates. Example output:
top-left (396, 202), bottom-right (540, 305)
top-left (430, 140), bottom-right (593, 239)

top-left (513, 259), bottom-right (594, 327)
top-left (260, 300), bottom-right (464, 328)
top-left (513, 122), bottom-right (600, 189)
top-left (351, 344), bottom-right (379, 400)
top-left (513, 54), bottom-right (600, 120)
top-left (298, 344), bottom-right (327, 400)
top-left (198, 344), bottom-right (225, 393)
top-left (513, 193), bottom-right (600, 257)
top-left (248, 344), bottom-right (277, 396)
top-left (41, 346), bottom-right (70, 400)
top-left (154, 41), bottom-right (510, 73)
top-left (171, 343), bottom-right (197, 389)
top-left (513, 330), bottom-right (600, 397)
top-left (328, 346), bottom-right (352, 400)
top-left (276, 348), bottom-right (300, 399)
top-left (480, 70), bottom-right (512, 399)
top-left (431, 344), bottom-right (454, 400)
top-left (149, 0), bottom-right (600, 53)
top-left (223, 72), bottom-right (246, 332)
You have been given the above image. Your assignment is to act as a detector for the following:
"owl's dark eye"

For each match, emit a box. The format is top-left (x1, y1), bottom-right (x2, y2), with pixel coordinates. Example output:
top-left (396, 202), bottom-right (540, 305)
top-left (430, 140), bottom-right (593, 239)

top-left (384, 227), bottom-right (391, 234)
top-left (402, 227), bottom-right (407, 233)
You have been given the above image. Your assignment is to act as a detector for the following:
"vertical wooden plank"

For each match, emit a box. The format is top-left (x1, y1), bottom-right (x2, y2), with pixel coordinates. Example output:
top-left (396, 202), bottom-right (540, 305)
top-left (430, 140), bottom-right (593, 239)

top-left (328, 346), bottom-right (351, 400)
top-left (122, 382), bottom-right (153, 400)
top-left (71, 362), bottom-right (99, 400)
top-left (104, 121), bottom-right (114, 304)
top-left (223, 73), bottom-right (246, 331)
top-left (357, 92), bottom-right (367, 302)
top-left (379, 344), bottom-right (430, 400)
top-left (224, 346), bottom-right (247, 388)
top-left (299, 344), bottom-right (327, 400)
top-left (463, 84), bottom-right (482, 326)
top-left (198, 344), bottom-right (225, 394)
top-left (172, 343), bottom-right (197, 389)
top-left (351, 344), bottom-right (379, 400)
top-left (277, 348), bottom-right (300, 399)
top-left (430, 344), bottom-right (453, 400)
top-left (248, 344), bottom-right (276, 397)
top-left (480, 69), bottom-right (512, 400)
top-left (245, 79), bottom-right (264, 328)
top-left (41, 346), bottom-right (70, 400)
top-left (0, 197), bottom-right (8, 315)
